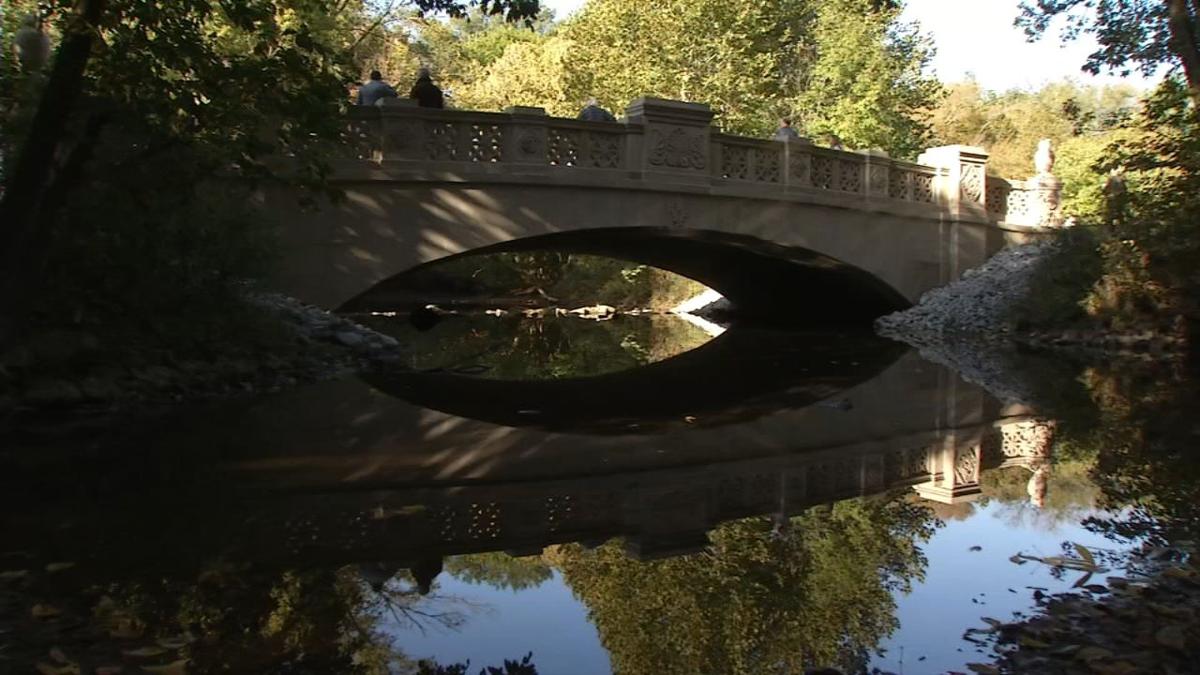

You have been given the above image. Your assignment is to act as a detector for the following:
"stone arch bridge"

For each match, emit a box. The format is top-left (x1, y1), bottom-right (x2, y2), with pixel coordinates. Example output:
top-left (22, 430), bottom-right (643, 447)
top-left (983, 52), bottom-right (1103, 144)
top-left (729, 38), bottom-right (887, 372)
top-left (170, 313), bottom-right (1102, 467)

top-left (262, 97), bottom-right (1060, 321)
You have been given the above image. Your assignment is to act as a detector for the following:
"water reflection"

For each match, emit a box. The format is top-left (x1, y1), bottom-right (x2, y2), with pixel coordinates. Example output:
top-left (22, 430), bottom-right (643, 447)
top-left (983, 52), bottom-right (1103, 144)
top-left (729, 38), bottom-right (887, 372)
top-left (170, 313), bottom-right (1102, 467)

top-left (358, 314), bottom-right (718, 381)
top-left (4, 329), bottom-right (1197, 674)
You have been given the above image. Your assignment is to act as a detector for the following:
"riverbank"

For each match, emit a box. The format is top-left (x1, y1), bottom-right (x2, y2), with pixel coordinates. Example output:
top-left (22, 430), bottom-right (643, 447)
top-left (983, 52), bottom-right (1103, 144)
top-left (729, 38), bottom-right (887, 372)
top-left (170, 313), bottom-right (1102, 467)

top-left (874, 239), bottom-right (1189, 407)
top-left (0, 292), bottom-right (407, 416)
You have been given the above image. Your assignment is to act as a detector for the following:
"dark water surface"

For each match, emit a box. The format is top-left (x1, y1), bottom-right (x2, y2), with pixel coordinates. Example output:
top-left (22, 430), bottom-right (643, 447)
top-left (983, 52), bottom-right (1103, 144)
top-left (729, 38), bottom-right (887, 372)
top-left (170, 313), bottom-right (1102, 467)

top-left (1, 314), bottom-right (1196, 674)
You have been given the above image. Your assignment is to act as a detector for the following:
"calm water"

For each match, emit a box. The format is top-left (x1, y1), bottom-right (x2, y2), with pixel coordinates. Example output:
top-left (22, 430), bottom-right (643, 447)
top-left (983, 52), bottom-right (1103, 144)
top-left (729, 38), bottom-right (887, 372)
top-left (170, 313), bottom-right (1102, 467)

top-left (1, 314), bottom-right (1196, 674)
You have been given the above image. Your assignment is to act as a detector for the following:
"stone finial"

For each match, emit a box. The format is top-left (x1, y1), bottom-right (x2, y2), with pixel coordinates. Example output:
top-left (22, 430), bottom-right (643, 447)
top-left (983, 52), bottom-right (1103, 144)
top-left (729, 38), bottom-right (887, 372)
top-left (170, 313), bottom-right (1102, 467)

top-left (1034, 138), bottom-right (1055, 176)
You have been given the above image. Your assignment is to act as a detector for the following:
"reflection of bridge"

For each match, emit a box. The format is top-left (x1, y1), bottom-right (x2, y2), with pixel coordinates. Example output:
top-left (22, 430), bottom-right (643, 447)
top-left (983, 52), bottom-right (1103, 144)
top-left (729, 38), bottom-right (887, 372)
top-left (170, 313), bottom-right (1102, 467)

top-left (262, 97), bottom-right (1059, 317)
top-left (4, 353), bottom-right (1054, 574)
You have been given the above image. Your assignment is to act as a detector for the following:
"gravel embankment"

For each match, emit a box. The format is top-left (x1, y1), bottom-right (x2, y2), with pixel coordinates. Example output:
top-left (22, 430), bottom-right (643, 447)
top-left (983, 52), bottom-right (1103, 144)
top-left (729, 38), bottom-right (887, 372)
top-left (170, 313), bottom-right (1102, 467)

top-left (875, 241), bottom-right (1056, 340)
top-left (874, 242), bottom-right (1059, 406)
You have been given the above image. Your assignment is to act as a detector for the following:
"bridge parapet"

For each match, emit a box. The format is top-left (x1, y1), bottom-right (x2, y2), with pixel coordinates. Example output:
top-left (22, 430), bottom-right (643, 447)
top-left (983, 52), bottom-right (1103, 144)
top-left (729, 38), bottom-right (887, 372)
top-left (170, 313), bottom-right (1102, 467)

top-left (342, 96), bottom-right (1057, 229)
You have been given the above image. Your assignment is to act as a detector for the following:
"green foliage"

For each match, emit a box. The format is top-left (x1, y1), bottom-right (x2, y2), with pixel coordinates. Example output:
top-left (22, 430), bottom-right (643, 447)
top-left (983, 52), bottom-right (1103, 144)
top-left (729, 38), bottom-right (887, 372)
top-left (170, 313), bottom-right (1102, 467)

top-left (1007, 228), bottom-right (1104, 330)
top-left (926, 79), bottom-right (1139, 190)
top-left (410, 0), bottom-right (938, 155)
top-left (550, 495), bottom-right (936, 674)
top-left (1016, 0), bottom-right (1195, 80)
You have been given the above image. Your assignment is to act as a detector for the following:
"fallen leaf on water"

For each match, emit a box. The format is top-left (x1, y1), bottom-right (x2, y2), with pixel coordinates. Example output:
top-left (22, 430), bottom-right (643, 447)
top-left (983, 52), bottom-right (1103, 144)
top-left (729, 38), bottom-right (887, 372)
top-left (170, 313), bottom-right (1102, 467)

top-left (966, 664), bottom-right (1000, 674)
top-left (1009, 555), bottom-right (1027, 565)
top-left (969, 545), bottom-right (982, 552)
top-left (45, 562), bottom-right (76, 573)
top-left (31, 604), bottom-right (61, 619)
top-left (0, 570), bottom-right (28, 581)
top-left (1074, 542), bottom-right (1096, 567)
top-left (142, 658), bottom-right (189, 675)
top-left (121, 646), bottom-right (166, 658)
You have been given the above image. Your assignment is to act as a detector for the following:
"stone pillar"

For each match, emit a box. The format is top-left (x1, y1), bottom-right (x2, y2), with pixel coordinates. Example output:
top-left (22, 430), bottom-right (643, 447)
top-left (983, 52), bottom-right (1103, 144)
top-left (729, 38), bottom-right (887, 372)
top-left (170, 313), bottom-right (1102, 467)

top-left (624, 97), bottom-right (714, 185)
top-left (1031, 174), bottom-right (1064, 227)
top-left (917, 145), bottom-right (989, 220)
top-left (914, 437), bottom-right (983, 504)
top-left (861, 149), bottom-right (892, 199)
top-left (783, 135), bottom-right (813, 189)
top-left (502, 105), bottom-right (550, 167)
top-left (377, 98), bottom-right (422, 161)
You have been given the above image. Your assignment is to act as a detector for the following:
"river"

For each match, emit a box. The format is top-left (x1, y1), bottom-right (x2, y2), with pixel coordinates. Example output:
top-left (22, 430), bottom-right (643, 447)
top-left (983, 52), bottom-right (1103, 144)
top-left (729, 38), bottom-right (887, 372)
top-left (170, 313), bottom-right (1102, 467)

top-left (1, 312), bottom-right (1196, 674)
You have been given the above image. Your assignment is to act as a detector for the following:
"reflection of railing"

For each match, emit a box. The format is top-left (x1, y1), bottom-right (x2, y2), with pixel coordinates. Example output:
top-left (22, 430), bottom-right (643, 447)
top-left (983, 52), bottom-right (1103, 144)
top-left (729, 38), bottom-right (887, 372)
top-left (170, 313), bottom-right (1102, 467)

top-left (268, 418), bottom-right (1056, 565)
top-left (342, 97), bottom-right (1059, 229)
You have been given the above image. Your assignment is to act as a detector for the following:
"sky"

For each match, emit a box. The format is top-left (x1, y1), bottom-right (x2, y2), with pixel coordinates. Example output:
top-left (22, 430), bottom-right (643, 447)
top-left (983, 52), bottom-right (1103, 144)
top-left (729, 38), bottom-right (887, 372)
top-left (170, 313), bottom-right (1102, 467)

top-left (538, 0), bottom-right (1159, 93)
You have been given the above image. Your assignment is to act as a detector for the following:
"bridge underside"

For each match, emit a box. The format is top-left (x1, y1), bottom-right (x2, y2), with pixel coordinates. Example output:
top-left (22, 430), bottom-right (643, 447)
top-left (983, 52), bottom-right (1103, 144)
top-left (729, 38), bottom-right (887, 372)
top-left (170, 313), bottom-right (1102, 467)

top-left (343, 227), bottom-right (911, 326)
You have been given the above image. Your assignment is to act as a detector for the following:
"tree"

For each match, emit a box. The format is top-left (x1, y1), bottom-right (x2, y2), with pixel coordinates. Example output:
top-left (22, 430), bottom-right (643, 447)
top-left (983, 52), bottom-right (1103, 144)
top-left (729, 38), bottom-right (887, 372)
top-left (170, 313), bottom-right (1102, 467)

top-left (1016, 0), bottom-right (1200, 114)
top-left (419, 0), bottom-right (938, 153)
top-left (0, 0), bottom-right (540, 347)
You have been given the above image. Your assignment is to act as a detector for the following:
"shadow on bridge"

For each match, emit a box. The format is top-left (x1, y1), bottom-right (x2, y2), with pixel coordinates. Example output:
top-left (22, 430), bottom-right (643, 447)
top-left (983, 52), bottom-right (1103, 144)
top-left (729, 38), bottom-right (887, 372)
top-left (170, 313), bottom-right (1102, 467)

top-left (340, 227), bottom-right (911, 327)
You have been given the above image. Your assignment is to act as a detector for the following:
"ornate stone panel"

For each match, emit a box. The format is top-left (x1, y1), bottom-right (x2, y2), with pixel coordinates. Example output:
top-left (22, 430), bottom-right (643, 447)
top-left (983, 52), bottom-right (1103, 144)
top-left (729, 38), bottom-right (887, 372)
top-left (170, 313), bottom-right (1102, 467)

top-left (986, 183), bottom-right (1010, 214)
top-left (469, 124), bottom-right (503, 163)
top-left (753, 147), bottom-right (780, 182)
top-left (425, 122), bottom-right (459, 161)
top-left (888, 169), bottom-right (911, 200)
top-left (789, 151), bottom-right (811, 186)
top-left (587, 132), bottom-right (622, 168)
top-left (811, 155), bottom-right (835, 190)
top-left (913, 172), bottom-right (935, 203)
top-left (548, 128), bottom-right (581, 166)
top-left (953, 446), bottom-right (980, 485)
top-left (868, 164), bottom-right (889, 194)
top-left (721, 145), bottom-right (749, 179)
top-left (516, 129), bottom-right (546, 162)
top-left (837, 160), bottom-right (863, 193)
top-left (960, 162), bottom-right (984, 203)
top-left (648, 126), bottom-right (706, 170)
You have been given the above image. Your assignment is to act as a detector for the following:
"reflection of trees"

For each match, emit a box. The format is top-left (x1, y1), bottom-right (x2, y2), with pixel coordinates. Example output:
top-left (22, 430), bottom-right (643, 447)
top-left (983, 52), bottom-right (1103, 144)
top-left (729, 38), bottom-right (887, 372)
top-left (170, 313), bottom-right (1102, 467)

top-left (548, 496), bottom-right (937, 674)
top-left (445, 552), bottom-right (554, 591)
top-left (41, 564), bottom-right (509, 674)
top-left (980, 461), bottom-right (1101, 531)
top-left (368, 314), bottom-right (712, 380)
top-left (1068, 366), bottom-right (1200, 545)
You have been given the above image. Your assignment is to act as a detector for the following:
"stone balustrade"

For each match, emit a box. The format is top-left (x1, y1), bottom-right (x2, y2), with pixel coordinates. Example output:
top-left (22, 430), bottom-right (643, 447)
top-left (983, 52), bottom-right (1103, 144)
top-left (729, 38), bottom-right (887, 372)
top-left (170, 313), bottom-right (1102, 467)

top-left (341, 96), bottom-right (1061, 229)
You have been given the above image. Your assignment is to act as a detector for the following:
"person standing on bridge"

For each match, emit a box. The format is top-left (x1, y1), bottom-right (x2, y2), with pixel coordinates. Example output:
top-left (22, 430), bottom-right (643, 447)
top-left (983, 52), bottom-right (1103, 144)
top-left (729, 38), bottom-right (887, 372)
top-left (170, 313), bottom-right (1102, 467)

top-left (578, 97), bottom-right (616, 122)
top-left (357, 70), bottom-right (398, 106)
top-left (773, 117), bottom-right (800, 140)
top-left (409, 67), bottom-right (445, 109)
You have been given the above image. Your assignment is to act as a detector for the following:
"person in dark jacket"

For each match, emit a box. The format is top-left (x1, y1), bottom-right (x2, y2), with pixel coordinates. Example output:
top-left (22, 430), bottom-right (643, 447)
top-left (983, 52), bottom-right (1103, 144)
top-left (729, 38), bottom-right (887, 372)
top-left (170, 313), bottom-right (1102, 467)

top-left (578, 97), bottom-right (616, 122)
top-left (409, 67), bottom-right (445, 109)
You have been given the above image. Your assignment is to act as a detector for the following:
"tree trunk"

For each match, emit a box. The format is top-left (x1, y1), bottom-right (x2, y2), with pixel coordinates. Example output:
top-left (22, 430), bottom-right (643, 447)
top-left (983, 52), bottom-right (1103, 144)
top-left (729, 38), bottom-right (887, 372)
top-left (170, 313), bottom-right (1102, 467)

top-left (1166, 0), bottom-right (1200, 115)
top-left (0, 0), bottom-right (108, 347)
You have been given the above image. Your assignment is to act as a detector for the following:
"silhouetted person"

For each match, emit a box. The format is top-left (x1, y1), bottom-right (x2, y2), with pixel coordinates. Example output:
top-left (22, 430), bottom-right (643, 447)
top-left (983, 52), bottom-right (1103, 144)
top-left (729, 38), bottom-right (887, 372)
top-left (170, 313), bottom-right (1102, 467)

top-left (14, 14), bottom-right (50, 71)
top-left (577, 97), bottom-right (616, 122)
top-left (411, 556), bottom-right (444, 595)
top-left (773, 117), bottom-right (800, 140)
top-left (824, 133), bottom-right (844, 151)
top-left (359, 561), bottom-right (400, 593)
top-left (357, 70), bottom-right (398, 106)
top-left (409, 67), bottom-right (444, 109)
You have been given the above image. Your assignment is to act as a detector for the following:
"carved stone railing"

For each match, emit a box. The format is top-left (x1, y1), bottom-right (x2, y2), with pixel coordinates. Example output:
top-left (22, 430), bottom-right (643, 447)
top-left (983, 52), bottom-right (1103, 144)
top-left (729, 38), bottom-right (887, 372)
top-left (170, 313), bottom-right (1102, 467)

top-left (342, 97), bottom-right (1060, 230)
